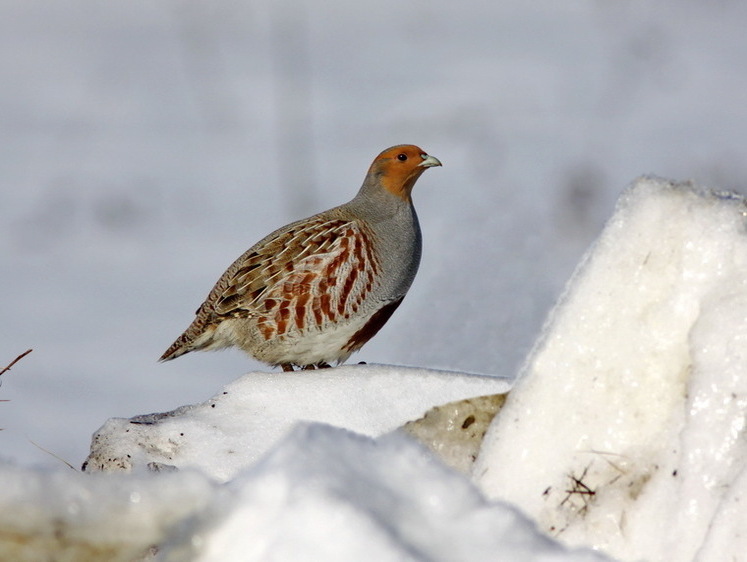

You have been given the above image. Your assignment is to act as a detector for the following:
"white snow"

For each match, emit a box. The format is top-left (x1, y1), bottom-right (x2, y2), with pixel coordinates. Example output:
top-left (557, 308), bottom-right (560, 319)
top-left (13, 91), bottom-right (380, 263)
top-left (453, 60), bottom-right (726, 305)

top-left (0, 423), bottom-right (607, 562)
top-left (2, 1), bottom-right (747, 560)
top-left (83, 364), bottom-right (510, 480)
top-left (161, 424), bottom-right (607, 562)
top-left (0, 463), bottom-right (214, 561)
top-left (475, 177), bottom-right (747, 561)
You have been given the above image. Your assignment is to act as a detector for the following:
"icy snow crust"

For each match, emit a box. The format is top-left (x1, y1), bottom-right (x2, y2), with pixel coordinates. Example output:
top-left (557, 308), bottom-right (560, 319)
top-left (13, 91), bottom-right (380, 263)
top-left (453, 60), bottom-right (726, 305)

top-left (476, 177), bottom-right (747, 560)
top-left (4, 177), bottom-right (747, 560)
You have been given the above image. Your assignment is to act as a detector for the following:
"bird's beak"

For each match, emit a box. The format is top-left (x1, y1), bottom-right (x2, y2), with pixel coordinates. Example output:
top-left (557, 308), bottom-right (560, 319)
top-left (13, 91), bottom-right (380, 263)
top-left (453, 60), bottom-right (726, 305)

top-left (418, 154), bottom-right (442, 168)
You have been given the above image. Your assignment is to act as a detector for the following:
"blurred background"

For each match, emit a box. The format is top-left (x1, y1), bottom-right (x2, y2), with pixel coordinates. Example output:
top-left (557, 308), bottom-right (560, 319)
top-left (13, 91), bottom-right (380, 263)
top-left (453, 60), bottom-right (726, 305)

top-left (2, 0), bottom-right (746, 467)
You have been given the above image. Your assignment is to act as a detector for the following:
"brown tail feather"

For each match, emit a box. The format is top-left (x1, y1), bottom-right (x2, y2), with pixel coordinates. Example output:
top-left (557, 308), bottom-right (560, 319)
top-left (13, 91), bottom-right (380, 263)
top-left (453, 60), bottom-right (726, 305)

top-left (159, 315), bottom-right (213, 362)
top-left (159, 338), bottom-right (192, 362)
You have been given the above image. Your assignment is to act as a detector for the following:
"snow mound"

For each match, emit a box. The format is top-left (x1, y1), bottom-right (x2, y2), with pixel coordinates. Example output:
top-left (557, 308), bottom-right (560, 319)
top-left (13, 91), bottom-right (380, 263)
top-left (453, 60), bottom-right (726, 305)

top-left (161, 423), bottom-right (608, 562)
top-left (476, 177), bottom-right (747, 561)
top-left (84, 364), bottom-right (510, 480)
top-left (0, 424), bottom-right (607, 562)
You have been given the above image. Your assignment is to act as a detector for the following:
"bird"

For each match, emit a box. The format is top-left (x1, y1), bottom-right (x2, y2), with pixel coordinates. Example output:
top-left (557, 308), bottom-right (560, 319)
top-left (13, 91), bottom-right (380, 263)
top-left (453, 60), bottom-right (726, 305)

top-left (160, 144), bottom-right (441, 371)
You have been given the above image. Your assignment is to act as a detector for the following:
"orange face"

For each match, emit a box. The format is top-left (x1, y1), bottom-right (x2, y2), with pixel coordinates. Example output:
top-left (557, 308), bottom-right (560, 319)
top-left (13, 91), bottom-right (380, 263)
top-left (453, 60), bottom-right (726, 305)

top-left (369, 145), bottom-right (441, 201)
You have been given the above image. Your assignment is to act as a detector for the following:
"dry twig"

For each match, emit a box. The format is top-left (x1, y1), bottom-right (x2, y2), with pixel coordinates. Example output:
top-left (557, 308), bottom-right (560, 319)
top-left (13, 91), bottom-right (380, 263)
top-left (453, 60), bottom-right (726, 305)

top-left (0, 348), bottom-right (33, 378)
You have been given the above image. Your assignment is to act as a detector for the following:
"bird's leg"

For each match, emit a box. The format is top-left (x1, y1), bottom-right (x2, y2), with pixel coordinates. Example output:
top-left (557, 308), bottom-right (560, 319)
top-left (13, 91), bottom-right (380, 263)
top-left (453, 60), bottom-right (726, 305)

top-left (281, 364), bottom-right (295, 372)
top-left (318, 362), bottom-right (331, 369)
top-left (301, 364), bottom-right (316, 371)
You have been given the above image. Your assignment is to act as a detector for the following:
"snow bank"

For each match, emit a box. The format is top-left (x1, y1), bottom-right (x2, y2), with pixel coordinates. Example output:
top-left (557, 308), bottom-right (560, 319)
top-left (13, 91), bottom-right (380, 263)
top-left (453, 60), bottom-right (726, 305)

top-left (0, 424), bottom-right (607, 562)
top-left (160, 424), bottom-right (607, 561)
top-left (84, 364), bottom-right (510, 480)
top-left (475, 177), bottom-right (747, 561)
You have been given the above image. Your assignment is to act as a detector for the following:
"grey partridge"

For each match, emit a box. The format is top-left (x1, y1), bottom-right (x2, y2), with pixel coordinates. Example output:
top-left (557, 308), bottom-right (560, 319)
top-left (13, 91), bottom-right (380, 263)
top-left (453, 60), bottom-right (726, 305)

top-left (160, 144), bottom-right (441, 371)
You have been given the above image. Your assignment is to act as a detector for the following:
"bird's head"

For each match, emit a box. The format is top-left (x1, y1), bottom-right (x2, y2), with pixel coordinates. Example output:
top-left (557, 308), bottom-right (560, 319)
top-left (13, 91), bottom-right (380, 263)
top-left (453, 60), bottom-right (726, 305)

top-left (368, 145), bottom-right (442, 202)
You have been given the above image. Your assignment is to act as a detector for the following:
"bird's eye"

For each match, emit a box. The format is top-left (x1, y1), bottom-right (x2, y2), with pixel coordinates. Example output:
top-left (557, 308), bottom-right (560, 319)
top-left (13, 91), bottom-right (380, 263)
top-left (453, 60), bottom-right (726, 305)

top-left (396, 153), bottom-right (408, 161)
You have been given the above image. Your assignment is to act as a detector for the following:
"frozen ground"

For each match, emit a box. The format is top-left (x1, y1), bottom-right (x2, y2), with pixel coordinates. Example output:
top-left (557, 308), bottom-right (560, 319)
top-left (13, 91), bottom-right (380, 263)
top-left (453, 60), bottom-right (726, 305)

top-left (2, 0), bottom-right (747, 474)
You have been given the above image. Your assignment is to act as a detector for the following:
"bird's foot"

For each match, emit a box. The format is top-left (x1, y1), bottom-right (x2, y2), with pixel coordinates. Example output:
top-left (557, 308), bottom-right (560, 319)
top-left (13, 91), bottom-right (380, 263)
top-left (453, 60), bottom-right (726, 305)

top-left (283, 362), bottom-right (332, 371)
